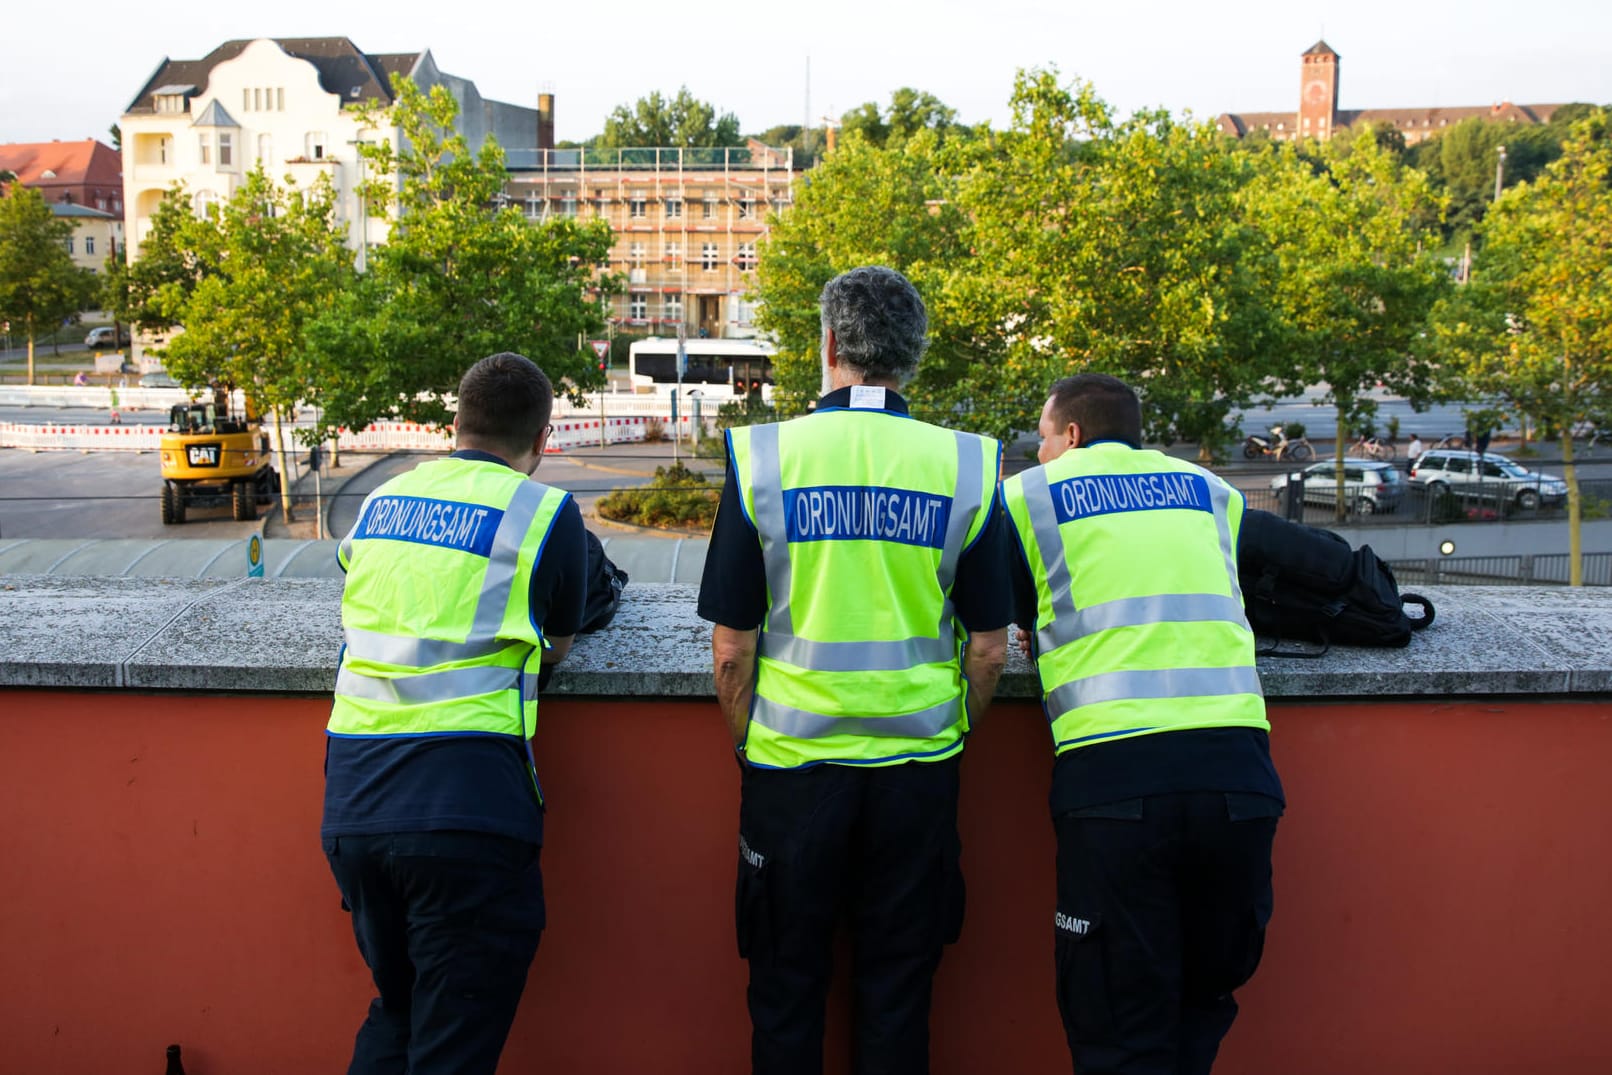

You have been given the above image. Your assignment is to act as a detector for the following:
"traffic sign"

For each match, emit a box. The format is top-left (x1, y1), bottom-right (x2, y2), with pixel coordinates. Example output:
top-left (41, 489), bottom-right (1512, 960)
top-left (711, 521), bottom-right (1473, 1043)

top-left (589, 339), bottom-right (611, 359)
top-left (246, 533), bottom-right (265, 578)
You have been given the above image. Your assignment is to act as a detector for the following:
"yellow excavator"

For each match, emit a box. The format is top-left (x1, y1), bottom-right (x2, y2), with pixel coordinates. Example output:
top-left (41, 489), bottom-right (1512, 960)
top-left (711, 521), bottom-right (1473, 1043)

top-left (157, 387), bottom-right (278, 524)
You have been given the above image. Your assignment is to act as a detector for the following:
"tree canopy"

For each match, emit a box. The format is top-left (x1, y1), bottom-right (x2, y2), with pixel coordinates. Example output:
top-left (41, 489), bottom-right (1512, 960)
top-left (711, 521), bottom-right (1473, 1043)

top-left (1432, 112), bottom-right (1612, 582)
top-left (597, 87), bottom-right (740, 149)
top-left (0, 187), bottom-right (97, 383)
top-left (304, 78), bottom-right (617, 437)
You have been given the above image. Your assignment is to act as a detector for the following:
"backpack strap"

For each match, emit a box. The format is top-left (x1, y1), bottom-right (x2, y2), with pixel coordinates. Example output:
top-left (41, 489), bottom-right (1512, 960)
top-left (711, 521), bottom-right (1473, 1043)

top-left (1402, 593), bottom-right (1435, 630)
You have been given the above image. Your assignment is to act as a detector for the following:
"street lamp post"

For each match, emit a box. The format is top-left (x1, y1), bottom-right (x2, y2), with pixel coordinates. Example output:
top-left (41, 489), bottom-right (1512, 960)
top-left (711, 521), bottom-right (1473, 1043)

top-left (1494, 144), bottom-right (1508, 203)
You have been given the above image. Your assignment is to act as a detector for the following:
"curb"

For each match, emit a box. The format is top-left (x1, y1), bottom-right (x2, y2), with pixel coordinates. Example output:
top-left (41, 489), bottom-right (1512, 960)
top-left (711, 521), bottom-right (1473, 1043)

top-left (588, 509), bottom-right (710, 540)
top-left (263, 451), bottom-right (394, 539)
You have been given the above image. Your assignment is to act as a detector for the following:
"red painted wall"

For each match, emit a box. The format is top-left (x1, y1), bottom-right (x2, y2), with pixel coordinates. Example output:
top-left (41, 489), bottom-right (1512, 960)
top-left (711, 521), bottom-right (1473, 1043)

top-left (1, 691), bottom-right (1609, 1073)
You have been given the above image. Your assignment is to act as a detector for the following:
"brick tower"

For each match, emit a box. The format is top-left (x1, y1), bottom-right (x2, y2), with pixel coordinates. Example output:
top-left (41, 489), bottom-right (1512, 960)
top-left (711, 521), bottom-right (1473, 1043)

top-left (1298, 40), bottom-right (1340, 140)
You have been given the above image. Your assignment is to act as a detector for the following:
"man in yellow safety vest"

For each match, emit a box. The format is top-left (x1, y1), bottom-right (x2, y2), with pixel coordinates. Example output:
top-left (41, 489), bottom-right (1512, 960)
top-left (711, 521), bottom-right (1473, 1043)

top-left (322, 352), bottom-right (588, 1075)
top-left (1001, 373), bottom-right (1284, 1075)
top-left (699, 266), bottom-right (1012, 1074)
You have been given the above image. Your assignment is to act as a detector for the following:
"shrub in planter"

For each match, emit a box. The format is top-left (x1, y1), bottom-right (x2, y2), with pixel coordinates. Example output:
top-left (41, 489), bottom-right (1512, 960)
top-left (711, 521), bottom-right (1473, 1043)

top-left (597, 461), bottom-right (718, 529)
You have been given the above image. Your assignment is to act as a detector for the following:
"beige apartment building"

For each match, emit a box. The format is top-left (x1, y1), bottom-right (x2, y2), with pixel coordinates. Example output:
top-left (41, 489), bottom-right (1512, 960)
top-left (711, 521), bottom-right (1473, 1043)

top-left (504, 140), bottom-right (794, 339)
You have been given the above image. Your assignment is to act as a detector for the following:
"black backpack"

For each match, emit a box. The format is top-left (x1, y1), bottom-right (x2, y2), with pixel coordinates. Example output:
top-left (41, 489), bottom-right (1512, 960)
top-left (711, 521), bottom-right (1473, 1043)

top-left (580, 529), bottom-right (629, 634)
top-left (1236, 510), bottom-right (1433, 656)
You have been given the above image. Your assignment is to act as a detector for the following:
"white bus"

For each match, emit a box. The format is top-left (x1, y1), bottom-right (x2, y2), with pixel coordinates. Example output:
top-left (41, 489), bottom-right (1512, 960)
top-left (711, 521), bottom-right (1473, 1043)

top-left (626, 337), bottom-right (776, 399)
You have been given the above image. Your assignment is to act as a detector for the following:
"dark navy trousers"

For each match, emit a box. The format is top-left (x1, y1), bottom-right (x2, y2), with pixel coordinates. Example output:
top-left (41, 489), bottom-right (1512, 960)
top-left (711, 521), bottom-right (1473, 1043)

top-left (323, 831), bottom-right (545, 1075)
top-left (735, 755), bottom-right (965, 1075)
top-left (1052, 790), bottom-right (1281, 1075)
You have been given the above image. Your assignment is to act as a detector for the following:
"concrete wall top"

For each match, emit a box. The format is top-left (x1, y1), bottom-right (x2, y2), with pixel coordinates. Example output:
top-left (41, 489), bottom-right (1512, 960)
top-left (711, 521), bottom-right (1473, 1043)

top-left (2, 575), bottom-right (1608, 699)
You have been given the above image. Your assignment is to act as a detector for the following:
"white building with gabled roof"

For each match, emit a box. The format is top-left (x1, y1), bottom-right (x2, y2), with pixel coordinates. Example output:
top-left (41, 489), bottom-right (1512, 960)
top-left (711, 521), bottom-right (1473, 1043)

top-left (119, 37), bottom-right (553, 262)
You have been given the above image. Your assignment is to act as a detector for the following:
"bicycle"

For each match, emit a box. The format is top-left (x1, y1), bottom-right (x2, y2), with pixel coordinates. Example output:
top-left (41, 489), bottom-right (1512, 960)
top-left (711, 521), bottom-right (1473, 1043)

top-left (1430, 433), bottom-right (1467, 452)
top-left (1347, 434), bottom-right (1398, 461)
top-left (1243, 425), bottom-right (1314, 463)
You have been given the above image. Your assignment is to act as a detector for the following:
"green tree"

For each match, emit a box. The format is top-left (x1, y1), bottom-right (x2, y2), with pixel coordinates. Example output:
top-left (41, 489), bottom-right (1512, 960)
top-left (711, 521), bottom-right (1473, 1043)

top-left (104, 188), bottom-right (205, 335)
top-left (1408, 116), bottom-right (1561, 241)
top-left (753, 127), bottom-right (975, 418)
top-left (151, 167), bottom-right (353, 518)
top-left (0, 187), bottom-right (97, 384)
top-left (1248, 130), bottom-right (1452, 518)
top-left (306, 79), bottom-right (616, 437)
top-left (1432, 112), bottom-right (1612, 583)
top-left (953, 70), bottom-right (1285, 454)
top-left (840, 88), bottom-right (967, 150)
top-left (597, 87), bottom-right (740, 149)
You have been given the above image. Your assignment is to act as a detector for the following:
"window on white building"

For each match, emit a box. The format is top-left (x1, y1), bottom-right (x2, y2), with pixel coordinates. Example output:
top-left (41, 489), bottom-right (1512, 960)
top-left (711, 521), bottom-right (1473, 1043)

top-left (194, 190), bottom-right (215, 216)
top-left (629, 294), bottom-right (648, 321)
top-left (701, 242), bottom-right (720, 271)
top-left (733, 295), bottom-right (759, 324)
top-left (218, 132), bottom-right (233, 167)
top-left (561, 192), bottom-right (577, 218)
top-left (305, 132), bottom-right (327, 160)
top-left (85, 236), bottom-right (95, 255)
top-left (526, 192), bottom-right (544, 220)
top-left (64, 237), bottom-right (75, 254)
top-left (258, 134), bottom-right (273, 166)
top-left (199, 135), bottom-right (212, 165)
top-left (243, 89), bottom-right (251, 112)
top-left (276, 88), bottom-right (285, 111)
top-left (664, 294), bottom-right (683, 322)
top-left (665, 196), bottom-right (683, 219)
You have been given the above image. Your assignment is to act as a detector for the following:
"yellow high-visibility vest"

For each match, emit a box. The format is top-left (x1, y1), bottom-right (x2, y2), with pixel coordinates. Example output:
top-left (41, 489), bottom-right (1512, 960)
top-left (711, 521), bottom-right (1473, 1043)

top-left (728, 403), bottom-right (999, 769)
top-left (1001, 443), bottom-right (1266, 754)
top-left (329, 457), bottom-right (570, 745)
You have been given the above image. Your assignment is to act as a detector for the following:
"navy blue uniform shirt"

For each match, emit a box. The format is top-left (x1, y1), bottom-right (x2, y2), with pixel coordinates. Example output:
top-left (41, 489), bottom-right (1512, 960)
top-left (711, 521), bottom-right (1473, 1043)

top-left (322, 450), bottom-right (588, 846)
top-left (698, 386), bottom-right (1015, 634)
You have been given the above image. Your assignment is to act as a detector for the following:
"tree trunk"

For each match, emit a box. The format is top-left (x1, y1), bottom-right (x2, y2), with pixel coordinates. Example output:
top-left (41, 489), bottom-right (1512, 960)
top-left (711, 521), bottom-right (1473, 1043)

top-left (1334, 413), bottom-right (1349, 523)
top-left (271, 409), bottom-right (296, 522)
top-left (26, 330), bottom-right (35, 386)
top-left (1564, 437), bottom-right (1582, 587)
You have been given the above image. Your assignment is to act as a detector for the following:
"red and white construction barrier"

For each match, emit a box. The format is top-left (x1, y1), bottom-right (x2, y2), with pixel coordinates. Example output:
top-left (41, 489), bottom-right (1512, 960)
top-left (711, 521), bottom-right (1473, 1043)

top-left (0, 422), bottom-right (165, 451)
top-left (544, 417), bottom-right (649, 453)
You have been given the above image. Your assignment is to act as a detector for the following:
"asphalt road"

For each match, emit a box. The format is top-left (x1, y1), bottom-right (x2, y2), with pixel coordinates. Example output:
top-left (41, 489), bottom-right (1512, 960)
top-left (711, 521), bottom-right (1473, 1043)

top-left (0, 450), bottom-right (262, 540)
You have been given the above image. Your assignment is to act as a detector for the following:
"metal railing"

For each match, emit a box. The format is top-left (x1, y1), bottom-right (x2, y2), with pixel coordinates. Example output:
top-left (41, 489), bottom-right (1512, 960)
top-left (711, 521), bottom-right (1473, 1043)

top-left (1388, 553), bottom-right (1612, 587)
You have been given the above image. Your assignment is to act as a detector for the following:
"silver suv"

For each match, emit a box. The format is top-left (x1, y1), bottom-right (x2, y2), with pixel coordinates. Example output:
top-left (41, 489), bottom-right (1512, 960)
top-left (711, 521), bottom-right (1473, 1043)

top-left (1410, 450), bottom-right (1566, 510)
top-left (1270, 459), bottom-right (1406, 514)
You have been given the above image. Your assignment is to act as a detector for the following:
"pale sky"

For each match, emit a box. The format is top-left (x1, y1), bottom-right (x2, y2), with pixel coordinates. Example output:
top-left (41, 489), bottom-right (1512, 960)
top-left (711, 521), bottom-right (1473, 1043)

top-left (3, 0), bottom-right (1610, 148)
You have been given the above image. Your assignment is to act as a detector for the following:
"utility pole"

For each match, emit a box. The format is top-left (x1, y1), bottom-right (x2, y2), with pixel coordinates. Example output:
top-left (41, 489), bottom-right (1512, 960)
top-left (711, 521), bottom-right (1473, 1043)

top-left (1494, 144), bottom-right (1507, 203)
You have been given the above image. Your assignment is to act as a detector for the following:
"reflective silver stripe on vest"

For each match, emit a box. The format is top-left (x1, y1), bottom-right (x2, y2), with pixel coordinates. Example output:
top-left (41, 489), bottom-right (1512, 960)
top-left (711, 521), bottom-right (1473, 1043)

top-left (760, 633), bottom-right (955, 672)
top-left (1206, 477), bottom-right (1246, 606)
top-left (747, 423), bottom-right (795, 637)
top-left (1037, 593), bottom-right (1250, 653)
top-left (335, 663), bottom-right (521, 705)
top-left (937, 431), bottom-right (985, 591)
top-left (1021, 467), bottom-right (1079, 630)
top-left (1045, 665), bottom-right (1264, 719)
top-left (342, 625), bottom-right (515, 667)
top-left (750, 693), bottom-right (962, 741)
top-left (471, 480), bottom-right (554, 641)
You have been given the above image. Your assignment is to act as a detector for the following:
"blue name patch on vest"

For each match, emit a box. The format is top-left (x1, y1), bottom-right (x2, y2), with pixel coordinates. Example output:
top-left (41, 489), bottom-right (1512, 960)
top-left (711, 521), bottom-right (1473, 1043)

top-left (1051, 472), bottom-right (1211, 523)
top-left (356, 495), bottom-right (503, 556)
top-left (784, 485), bottom-right (952, 549)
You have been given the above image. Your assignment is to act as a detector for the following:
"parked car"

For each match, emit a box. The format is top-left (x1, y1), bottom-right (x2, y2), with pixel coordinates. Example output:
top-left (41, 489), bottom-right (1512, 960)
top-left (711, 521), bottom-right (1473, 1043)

top-left (138, 370), bottom-right (181, 388)
top-left (1270, 459), bottom-right (1406, 514)
top-left (84, 326), bottom-right (131, 348)
top-left (1409, 450), bottom-right (1567, 510)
